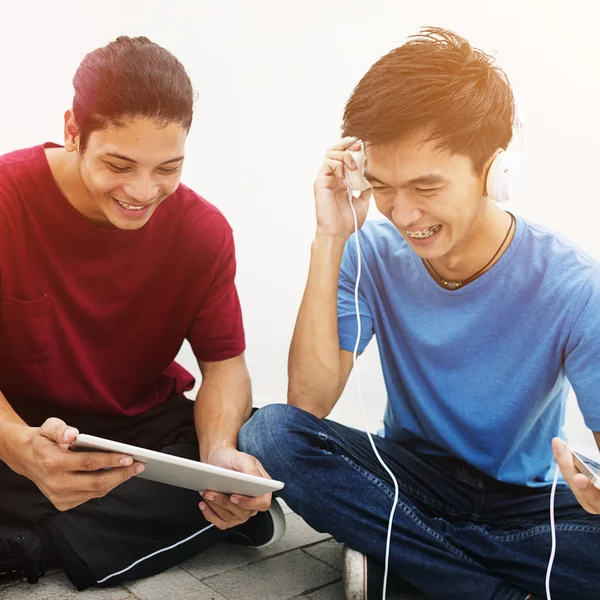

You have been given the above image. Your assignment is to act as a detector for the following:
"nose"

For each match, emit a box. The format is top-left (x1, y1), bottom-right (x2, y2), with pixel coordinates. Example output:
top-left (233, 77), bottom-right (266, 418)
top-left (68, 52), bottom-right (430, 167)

top-left (122, 175), bottom-right (159, 205)
top-left (389, 192), bottom-right (423, 229)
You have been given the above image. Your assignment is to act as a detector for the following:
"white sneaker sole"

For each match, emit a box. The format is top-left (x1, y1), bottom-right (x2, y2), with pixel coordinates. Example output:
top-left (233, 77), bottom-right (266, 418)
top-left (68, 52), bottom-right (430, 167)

top-left (254, 498), bottom-right (286, 549)
top-left (343, 545), bottom-right (368, 600)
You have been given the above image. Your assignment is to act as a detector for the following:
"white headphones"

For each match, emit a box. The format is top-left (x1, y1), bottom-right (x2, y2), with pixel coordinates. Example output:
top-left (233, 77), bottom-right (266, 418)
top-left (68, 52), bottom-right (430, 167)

top-left (485, 150), bottom-right (521, 203)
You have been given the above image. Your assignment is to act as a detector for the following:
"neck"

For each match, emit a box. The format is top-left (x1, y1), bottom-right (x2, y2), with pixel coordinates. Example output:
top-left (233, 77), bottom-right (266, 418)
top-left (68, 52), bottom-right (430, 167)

top-left (427, 202), bottom-right (513, 284)
top-left (45, 148), bottom-right (113, 228)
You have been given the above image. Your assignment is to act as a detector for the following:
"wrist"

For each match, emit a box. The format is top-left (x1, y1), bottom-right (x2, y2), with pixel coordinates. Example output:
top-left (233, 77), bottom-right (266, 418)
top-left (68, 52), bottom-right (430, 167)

top-left (314, 228), bottom-right (350, 244)
top-left (201, 442), bottom-right (237, 465)
top-left (0, 421), bottom-right (34, 476)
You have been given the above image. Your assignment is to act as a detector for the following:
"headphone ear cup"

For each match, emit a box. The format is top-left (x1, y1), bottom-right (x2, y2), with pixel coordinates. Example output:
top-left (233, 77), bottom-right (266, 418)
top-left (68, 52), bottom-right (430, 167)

top-left (486, 151), bottom-right (521, 203)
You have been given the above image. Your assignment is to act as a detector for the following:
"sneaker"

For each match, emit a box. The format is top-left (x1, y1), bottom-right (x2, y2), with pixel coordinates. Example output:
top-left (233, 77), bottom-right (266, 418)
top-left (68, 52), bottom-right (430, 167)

top-left (0, 523), bottom-right (45, 584)
top-left (227, 498), bottom-right (286, 549)
top-left (343, 545), bottom-right (427, 599)
top-left (344, 545), bottom-right (385, 600)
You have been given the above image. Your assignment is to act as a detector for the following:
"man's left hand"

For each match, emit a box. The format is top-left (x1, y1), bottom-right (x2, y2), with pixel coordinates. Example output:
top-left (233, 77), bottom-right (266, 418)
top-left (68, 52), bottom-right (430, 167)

top-left (199, 446), bottom-right (273, 530)
top-left (553, 437), bottom-right (600, 515)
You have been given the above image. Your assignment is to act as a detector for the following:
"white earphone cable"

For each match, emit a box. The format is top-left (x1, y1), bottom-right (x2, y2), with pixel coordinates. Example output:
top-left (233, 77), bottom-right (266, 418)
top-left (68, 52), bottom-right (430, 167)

top-left (545, 464), bottom-right (559, 599)
top-left (348, 189), bottom-right (399, 600)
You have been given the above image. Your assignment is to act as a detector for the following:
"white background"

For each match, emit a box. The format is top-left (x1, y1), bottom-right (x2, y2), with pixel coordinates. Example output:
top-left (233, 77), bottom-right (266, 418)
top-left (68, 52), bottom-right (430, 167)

top-left (1, 0), bottom-right (599, 454)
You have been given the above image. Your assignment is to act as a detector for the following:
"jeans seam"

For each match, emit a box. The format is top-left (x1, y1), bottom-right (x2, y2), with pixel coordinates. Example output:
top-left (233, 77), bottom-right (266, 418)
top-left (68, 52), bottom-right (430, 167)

top-left (453, 521), bottom-right (600, 543)
top-left (340, 454), bottom-right (482, 568)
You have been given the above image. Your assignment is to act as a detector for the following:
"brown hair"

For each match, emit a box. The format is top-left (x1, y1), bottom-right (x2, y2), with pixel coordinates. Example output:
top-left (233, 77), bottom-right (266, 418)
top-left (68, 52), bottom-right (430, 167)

top-left (72, 36), bottom-right (195, 152)
top-left (342, 27), bottom-right (515, 174)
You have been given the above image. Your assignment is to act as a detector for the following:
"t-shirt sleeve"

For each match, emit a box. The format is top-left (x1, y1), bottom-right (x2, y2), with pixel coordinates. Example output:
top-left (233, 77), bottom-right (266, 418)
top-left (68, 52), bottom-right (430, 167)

top-left (337, 233), bottom-right (375, 354)
top-left (564, 266), bottom-right (600, 431)
top-left (187, 225), bottom-right (246, 362)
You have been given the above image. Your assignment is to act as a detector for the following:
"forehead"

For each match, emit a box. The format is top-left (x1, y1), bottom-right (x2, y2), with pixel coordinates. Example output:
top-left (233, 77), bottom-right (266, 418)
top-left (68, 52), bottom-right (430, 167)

top-left (365, 130), bottom-right (472, 183)
top-left (87, 117), bottom-right (187, 162)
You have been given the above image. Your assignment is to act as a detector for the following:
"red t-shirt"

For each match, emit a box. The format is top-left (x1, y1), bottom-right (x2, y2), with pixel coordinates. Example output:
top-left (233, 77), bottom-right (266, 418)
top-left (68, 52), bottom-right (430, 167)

top-left (0, 144), bottom-right (246, 416)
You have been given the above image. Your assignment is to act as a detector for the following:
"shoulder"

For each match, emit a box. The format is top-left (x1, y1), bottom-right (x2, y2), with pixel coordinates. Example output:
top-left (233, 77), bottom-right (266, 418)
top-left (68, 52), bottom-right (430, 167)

top-left (0, 145), bottom-right (45, 225)
top-left (519, 216), bottom-right (600, 278)
top-left (159, 183), bottom-right (236, 260)
top-left (0, 145), bottom-right (44, 184)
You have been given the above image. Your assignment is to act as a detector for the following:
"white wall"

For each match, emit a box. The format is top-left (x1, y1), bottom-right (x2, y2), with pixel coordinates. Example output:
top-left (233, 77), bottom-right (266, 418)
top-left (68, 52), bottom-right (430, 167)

top-left (1, 0), bottom-right (599, 453)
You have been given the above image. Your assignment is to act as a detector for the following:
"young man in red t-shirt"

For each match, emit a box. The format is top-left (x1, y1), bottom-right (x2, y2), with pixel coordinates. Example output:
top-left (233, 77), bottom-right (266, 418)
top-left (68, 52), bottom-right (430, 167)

top-left (0, 36), bottom-right (283, 590)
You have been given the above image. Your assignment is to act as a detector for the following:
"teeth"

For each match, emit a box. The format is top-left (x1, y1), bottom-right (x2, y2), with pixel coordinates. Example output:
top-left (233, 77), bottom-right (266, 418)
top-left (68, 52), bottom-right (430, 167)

top-left (117, 200), bottom-right (144, 211)
top-left (405, 224), bottom-right (441, 239)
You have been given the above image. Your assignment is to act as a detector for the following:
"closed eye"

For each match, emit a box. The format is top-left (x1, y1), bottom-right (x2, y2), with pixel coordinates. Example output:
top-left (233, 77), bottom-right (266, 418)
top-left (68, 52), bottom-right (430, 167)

top-left (105, 162), bottom-right (130, 173)
top-left (157, 166), bottom-right (182, 175)
top-left (416, 187), bottom-right (441, 195)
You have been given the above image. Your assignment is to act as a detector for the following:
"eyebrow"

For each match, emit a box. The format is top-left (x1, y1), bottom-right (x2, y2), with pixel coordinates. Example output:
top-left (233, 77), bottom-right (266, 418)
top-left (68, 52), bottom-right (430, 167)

top-left (104, 153), bottom-right (185, 165)
top-left (364, 171), bottom-right (446, 187)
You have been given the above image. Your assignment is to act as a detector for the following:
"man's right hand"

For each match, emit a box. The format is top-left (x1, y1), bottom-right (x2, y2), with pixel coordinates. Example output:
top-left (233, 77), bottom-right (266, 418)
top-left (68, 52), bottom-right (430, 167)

top-left (313, 138), bottom-right (373, 241)
top-left (17, 417), bottom-right (144, 511)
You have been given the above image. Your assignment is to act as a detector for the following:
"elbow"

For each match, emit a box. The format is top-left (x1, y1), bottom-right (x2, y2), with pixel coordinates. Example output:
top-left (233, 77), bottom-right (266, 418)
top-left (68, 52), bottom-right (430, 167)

top-left (287, 385), bottom-right (334, 420)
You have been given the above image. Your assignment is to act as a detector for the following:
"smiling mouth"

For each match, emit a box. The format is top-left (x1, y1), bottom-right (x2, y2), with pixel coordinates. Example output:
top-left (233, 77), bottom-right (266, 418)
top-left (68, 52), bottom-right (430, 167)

top-left (111, 196), bottom-right (151, 211)
top-left (404, 224), bottom-right (442, 240)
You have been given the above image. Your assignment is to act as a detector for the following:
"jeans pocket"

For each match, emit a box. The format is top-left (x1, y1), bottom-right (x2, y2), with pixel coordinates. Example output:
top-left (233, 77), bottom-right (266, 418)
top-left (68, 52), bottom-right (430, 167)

top-left (0, 295), bottom-right (55, 364)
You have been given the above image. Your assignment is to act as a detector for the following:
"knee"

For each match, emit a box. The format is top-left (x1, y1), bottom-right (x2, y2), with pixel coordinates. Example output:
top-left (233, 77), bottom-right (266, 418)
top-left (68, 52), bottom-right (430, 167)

top-left (238, 403), bottom-right (320, 469)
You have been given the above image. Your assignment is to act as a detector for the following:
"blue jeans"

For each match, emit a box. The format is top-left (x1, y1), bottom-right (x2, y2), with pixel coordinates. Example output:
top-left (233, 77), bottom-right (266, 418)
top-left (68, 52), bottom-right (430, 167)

top-left (238, 404), bottom-right (600, 600)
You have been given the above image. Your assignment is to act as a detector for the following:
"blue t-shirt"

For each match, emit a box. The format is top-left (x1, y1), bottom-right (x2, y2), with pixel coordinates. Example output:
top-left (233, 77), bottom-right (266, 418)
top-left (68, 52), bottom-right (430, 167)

top-left (337, 214), bottom-right (600, 487)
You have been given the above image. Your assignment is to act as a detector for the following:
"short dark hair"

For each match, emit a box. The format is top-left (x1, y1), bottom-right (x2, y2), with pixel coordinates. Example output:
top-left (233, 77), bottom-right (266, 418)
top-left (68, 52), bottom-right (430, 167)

top-left (72, 36), bottom-right (195, 152)
top-left (342, 27), bottom-right (515, 174)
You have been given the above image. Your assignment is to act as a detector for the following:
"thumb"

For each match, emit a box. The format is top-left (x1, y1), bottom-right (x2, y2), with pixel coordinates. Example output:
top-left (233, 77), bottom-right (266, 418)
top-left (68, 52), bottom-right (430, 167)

top-left (358, 186), bottom-right (373, 203)
top-left (39, 417), bottom-right (79, 445)
top-left (552, 438), bottom-right (576, 479)
top-left (232, 451), bottom-right (264, 477)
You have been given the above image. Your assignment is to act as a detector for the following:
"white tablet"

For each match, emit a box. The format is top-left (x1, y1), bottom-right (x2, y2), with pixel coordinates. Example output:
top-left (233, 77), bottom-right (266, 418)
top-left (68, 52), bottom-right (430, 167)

top-left (70, 433), bottom-right (284, 498)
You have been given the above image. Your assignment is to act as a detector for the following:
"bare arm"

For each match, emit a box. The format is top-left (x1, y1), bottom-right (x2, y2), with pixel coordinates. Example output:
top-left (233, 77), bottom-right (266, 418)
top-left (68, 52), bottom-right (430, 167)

top-left (0, 389), bottom-right (29, 474)
top-left (193, 353), bottom-right (275, 530)
top-left (288, 139), bottom-right (371, 419)
top-left (594, 431), bottom-right (600, 451)
top-left (194, 353), bottom-right (252, 463)
top-left (287, 236), bottom-right (355, 418)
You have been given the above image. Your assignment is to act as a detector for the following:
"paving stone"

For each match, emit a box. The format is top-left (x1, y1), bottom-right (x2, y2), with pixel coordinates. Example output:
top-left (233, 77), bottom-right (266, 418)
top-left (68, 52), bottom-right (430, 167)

top-left (126, 565), bottom-right (226, 600)
top-left (181, 543), bottom-right (259, 581)
top-left (204, 549), bottom-right (340, 600)
top-left (182, 512), bottom-right (331, 580)
top-left (0, 571), bottom-right (131, 599)
top-left (307, 581), bottom-right (345, 599)
top-left (303, 539), bottom-right (344, 572)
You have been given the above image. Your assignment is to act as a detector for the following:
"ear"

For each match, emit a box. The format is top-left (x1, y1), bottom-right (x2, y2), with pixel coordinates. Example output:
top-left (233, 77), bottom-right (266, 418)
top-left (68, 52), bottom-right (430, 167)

top-left (64, 109), bottom-right (80, 153)
top-left (482, 148), bottom-right (505, 197)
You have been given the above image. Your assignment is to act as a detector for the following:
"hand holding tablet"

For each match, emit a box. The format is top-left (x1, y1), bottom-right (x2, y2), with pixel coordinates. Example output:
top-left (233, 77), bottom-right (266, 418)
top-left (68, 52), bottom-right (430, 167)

top-left (70, 433), bottom-right (284, 498)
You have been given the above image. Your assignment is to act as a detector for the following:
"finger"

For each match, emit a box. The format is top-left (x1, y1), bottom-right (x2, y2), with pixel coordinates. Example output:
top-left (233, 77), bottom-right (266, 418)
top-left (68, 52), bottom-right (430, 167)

top-left (201, 491), bottom-right (252, 520)
top-left (318, 158), bottom-right (346, 183)
top-left (553, 438), bottom-right (579, 481)
top-left (253, 461), bottom-right (272, 481)
top-left (230, 492), bottom-right (272, 513)
top-left (328, 138), bottom-right (361, 153)
top-left (552, 438), bottom-right (595, 505)
top-left (68, 450), bottom-right (135, 472)
top-left (326, 150), bottom-right (358, 170)
top-left (203, 498), bottom-right (251, 523)
top-left (40, 418), bottom-right (79, 445)
top-left (72, 462), bottom-right (145, 494)
top-left (199, 501), bottom-right (240, 530)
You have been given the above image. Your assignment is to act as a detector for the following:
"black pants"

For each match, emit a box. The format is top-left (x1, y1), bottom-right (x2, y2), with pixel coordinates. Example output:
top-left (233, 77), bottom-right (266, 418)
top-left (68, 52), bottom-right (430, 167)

top-left (0, 396), bottom-right (230, 589)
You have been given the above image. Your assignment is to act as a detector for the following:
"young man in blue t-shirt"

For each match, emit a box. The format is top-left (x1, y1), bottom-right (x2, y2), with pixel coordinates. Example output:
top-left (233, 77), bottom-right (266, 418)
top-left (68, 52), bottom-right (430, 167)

top-left (239, 27), bottom-right (600, 600)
